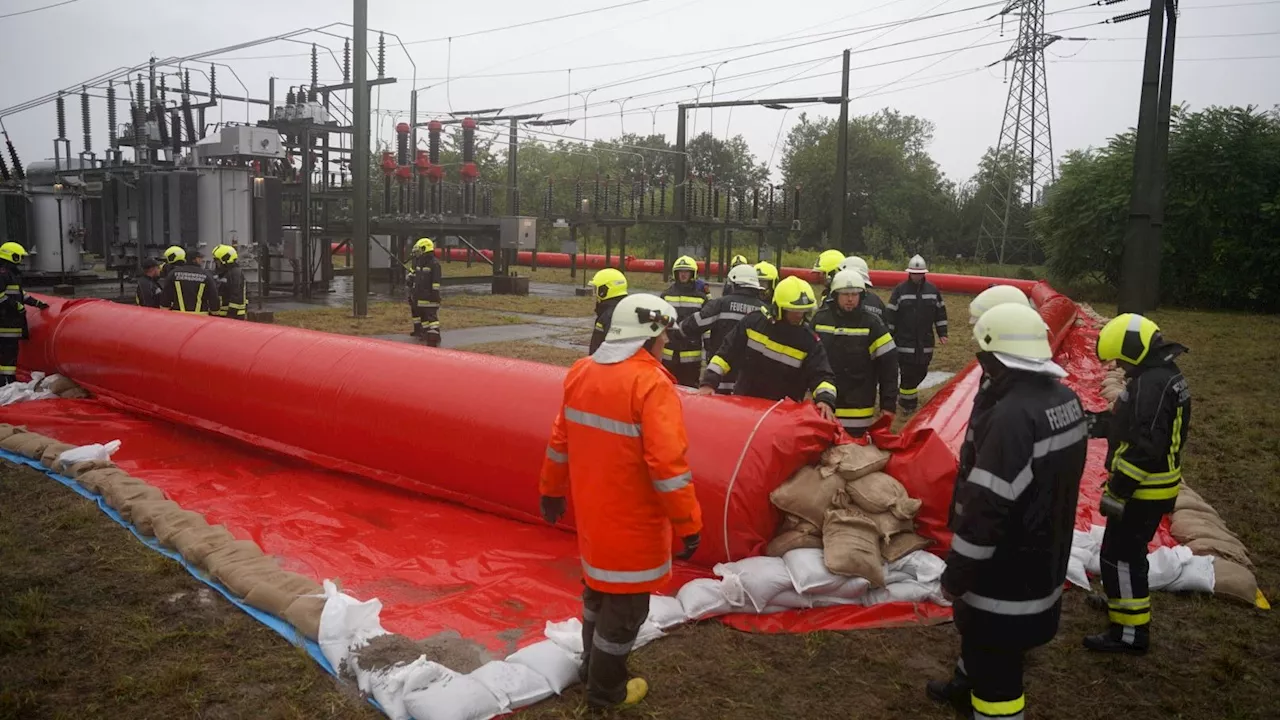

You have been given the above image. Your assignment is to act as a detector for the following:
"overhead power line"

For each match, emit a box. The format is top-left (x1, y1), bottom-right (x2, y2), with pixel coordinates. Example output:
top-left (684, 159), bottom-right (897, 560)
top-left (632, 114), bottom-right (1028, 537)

top-left (0, 0), bottom-right (82, 20)
top-left (405, 1), bottom-right (651, 44)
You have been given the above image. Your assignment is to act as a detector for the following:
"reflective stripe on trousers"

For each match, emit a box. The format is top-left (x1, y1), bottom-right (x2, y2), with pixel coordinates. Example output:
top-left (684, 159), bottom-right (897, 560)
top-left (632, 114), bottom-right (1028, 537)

top-left (581, 557), bottom-right (671, 586)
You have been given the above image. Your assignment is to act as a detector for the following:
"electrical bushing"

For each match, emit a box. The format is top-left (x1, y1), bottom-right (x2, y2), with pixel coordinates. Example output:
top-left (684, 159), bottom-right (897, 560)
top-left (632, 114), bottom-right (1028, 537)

top-left (415, 150), bottom-right (430, 176)
top-left (396, 122), bottom-right (410, 165)
top-left (169, 110), bottom-right (181, 156)
top-left (4, 135), bottom-right (23, 181)
top-left (593, 176), bottom-right (601, 215)
top-left (428, 120), bottom-right (442, 165)
top-left (81, 89), bottom-right (92, 153)
top-left (574, 180), bottom-right (583, 214)
top-left (461, 117), bottom-right (476, 164)
top-left (615, 179), bottom-right (623, 216)
top-left (396, 165), bottom-right (412, 184)
top-left (659, 178), bottom-right (667, 216)
top-left (767, 185), bottom-right (775, 222)
top-left (56, 95), bottom-right (67, 141)
top-left (380, 151), bottom-right (397, 177)
top-left (107, 85), bottom-right (117, 148)
top-left (791, 186), bottom-right (801, 221)
top-left (343, 39), bottom-right (351, 84)
top-left (459, 163), bottom-right (479, 182)
top-left (543, 178), bottom-right (554, 218)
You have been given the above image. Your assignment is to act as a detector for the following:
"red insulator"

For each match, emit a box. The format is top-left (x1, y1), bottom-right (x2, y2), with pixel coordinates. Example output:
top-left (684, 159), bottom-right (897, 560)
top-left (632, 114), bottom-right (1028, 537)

top-left (461, 117), bottom-right (477, 130)
top-left (427, 165), bottom-right (444, 182)
top-left (415, 150), bottom-right (430, 174)
top-left (396, 122), bottom-right (410, 135)
top-left (396, 165), bottom-right (412, 183)
top-left (428, 120), bottom-right (443, 132)
top-left (459, 162), bottom-right (479, 181)
top-left (380, 151), bottom-right (397, 176)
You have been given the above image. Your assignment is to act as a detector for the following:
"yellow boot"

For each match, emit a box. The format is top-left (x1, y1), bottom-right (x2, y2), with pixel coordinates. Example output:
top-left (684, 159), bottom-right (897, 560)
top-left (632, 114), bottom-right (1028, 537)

top-left (622, 677), bottom-right (648, 706)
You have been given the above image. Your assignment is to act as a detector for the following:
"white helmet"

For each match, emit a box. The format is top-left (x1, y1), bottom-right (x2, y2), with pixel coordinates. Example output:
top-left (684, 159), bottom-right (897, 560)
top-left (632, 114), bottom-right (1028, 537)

top-left (906, 254), bottom-right (928, 274)
top-left (969, 285), bottom-right (1031, 324)
top-left (838, 256), bottom-right (873, 287)
top-left (726, 263), bottom-right (762, 291)
top-left (973, 303), bottom-right (1065, 377)
top-left (606, 294), bottom-right (679, 342)
top-left (829, 269), bottom-right (866, 295)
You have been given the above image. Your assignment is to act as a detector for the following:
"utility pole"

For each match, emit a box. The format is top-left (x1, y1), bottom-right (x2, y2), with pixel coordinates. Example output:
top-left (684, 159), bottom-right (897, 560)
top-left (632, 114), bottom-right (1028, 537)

top-left (1118, 0), bottom-right (1178, 313)
top-left (352, 0), bottom-right (370, 318)
top-left (672, 108), bottom-right (687, 283)
top-left (507, 117), bottom-right (518, 214)
top-left (834, 49), bottom-right (851, 253)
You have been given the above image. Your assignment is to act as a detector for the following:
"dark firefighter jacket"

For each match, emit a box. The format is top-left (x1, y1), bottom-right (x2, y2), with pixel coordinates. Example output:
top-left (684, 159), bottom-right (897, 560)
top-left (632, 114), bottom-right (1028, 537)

top-left (942, 358), bottom-right (1088, 649)
top-left (588, 295), bottom-right (625, 355)
top-left (214, 264), bottom-right (248, 319)
top-left (859, 290), bottom-right (887, 321)
top-left (884, 278), bottom-right (948, 365)
top-left (411, 253), bottom-right (442, 308)
top-left (161, 262), bottom-right (220, 314)
top-left (810, 304), bottom-right (898, 430)
top-left (135, 275), bottom-right (164, 308)
top-left (1091, 341), bottom-right (1191, 509)
top-left (0, 262), bottom-right (43, 340)
top-left (661, 280), bottom-right (707, 368)
top-left (702, 308), bottom-right (837, 409)
top-left (679, 291), bottom-right (765, 393)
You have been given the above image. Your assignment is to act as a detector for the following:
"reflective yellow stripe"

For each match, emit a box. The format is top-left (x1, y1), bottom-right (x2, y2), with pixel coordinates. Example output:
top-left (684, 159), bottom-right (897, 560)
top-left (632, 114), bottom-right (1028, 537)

top-left (869, 332), bottom-right (894, 356)
top-left (972, 693), bottom-right (1025, 718)
top-left (899, 387), bottom-right (920, 396)
top-left (175, 281), bottom-right (187, 312)
top-left (228, 303), bottom-right (247, 310)
top-left (0, 329), bottom-right (23, 336)
top-left (195, 285), bottom-right (206, 312)
top-left (835, 407), bottom-right (875, 418)
top-left (1132, 484), bottom-right (1181, 501)
top-left (709, 356), bottom-right (730, 374)
top-left (1169, 406), bottom-right (1183, 471)
top-left (1108, 609), bottom-right (1152, 626)
top-left (814, 381), bottom-right (836, 398)
top-left (663, 295), bottom-right (705, 305)
top-left (0, 365), bottom-right (16, 373)
top-left (813, 324), bottom-right (869, 336)
top-left (662, 348), bottom-right (674, 358)
top-left (745, 328), bottom-right (807, 361)
top-left (1114, 457), bottom-right (1181, 485)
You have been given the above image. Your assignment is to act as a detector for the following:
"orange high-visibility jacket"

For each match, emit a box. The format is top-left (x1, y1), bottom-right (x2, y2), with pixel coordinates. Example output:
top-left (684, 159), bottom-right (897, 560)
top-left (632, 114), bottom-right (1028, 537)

top-left (540, 348), bottom-right (704, 595)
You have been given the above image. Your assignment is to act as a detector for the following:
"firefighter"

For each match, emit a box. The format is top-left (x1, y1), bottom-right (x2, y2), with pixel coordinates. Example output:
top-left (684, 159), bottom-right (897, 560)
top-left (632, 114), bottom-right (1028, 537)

top-left (0, 242), bottom-right (49, 386)
top-left (660, 255), bottom-right (707, 387)
top-left (969, 285), bottom-right (1031, 325)
top-left (837, 256), bottom-right (886, 320)
top-left (1083, 313), bottom-right (1191, 654)
top-left (587, 268), bottom-right (628, 355)
top-left (927, 302), bottom-right (1088, 720)
top-left (811, 270), bottom-right (898, 436)
top-left (697, 276), bottom-right (838, 423)
top-left (679, 264), bottom-right (765, 395)
top-left (211, 245), bottom-right (248, 320)
top-left (719, 255), bottom-right (750, 297)
top-left (812, 249), bottom-right (844, 303)
top-left (754, 261), bottom-right (779, 303)
top-left (410, 238), bottom-right (443, 347)
top-left (135, 258), bottom-right (164, 308)
top-left (885, 254), bottom-right (948, 414)
top-left (538, 293), bottom-right (703, 710)
top-left (160, 246), bottom-right (220, 315)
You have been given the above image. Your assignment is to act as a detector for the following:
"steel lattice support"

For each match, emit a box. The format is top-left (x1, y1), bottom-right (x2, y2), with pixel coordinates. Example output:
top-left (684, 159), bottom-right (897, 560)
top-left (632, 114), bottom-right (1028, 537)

top-left (976, 0), bottom-right (1058, 264)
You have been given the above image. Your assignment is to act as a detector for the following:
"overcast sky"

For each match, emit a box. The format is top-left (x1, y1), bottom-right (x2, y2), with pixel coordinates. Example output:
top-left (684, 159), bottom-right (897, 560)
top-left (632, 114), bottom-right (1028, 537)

top-left (1, 0), bottom-right (1276, 184)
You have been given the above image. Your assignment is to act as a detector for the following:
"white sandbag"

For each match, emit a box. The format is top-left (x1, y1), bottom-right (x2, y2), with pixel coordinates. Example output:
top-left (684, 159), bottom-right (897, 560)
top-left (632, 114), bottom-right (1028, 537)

top-left (367, 658), bottom-right (436, 720)
top-left (783, 548), bottom-right (848, 595)
top-left (647, 594), bottom-right (687, 629)
top-left (1150, 545), bottom-right (1216, 594)
top-left (317, 580), bottom-right (387, 672)
top-left (635, 621), bottom-right (664, 649)
top-left (1067, 557), bottom-right (1090, 591)
top-left (886, 551), bottom-right (946, 584)
top-left (470, 660), bottom-right (555, 712)
top-left (764, 590), bottom-right (813, 610)
top-left (1067, 529), bottom-right (1100, 590)
top-left (860, 580), bottom-right (945, 606)
top-left (676, 577), bottom-right (735, 620)
top-left (543, 618), bottom-right (583, 656)
top-left (402, 660), bottom-right (459, 696)
top-left (714, 556), bottom-right (793, 613)
top-left (403, 673), bottom-right (503, 720)
top-left (0, 377), bottom-right (57, 406)
top-left (506, 641), bottom-right (580, 694)
top-left (56, 440), bottom-right (121, 469)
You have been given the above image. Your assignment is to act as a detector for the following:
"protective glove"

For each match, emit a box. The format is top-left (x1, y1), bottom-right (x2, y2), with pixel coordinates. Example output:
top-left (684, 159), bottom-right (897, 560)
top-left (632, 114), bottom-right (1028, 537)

top-left (675, 533), bottom-right (700, 561)
top-left (540, 495), bottom-right (566, 525)
top-left (1099, 493), bottom-right (1126, 520)
top-left (1086, 411), bottom-right (1111, 439)
top-left (34, 301), bottom-right (50, 310)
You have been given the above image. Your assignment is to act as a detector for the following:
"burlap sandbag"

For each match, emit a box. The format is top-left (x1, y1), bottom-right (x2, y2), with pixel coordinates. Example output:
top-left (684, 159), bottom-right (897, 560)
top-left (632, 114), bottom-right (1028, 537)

top-left (1187, 537), bottom-right (1252, 568)
top-left (61, 387), bottom-right (91, 399)
top-left (203, 540), bottom-right (266, 577)
top-left (847, 472), bottom-right (922, 520)
top-left (103, 477), bottom-right (165, 512)
top-left (39, 441), bottom-right (76, 469)
top-left (770, 465), bottom-right (845, 528)
top-left (173, 525), bottom-right (236, 565)
top-left (76, 467), bottom-right (132, 494)
top-left (2, 432), bottom-right (53, 459)
top-left (153, 509), bottom-right (210, 546)
top-left (767, 528), bottom-right (824, 557)
top-left (65, 459), bottom-right (116, 479)
top-left (0, 431), bottom-right (32, 454)
top-left (822, 507), bottom-right (885, 587)
top-left (884, 532), bottom-right (932, 562)
top-left (244, 573), bottom-right (325, 617)
top-left (281, 594), bottom-right (326, 640)
top-left (124, 499), bottom-right (181, 535)
top-left (1174, 485), bottom-right (1218, 517)
top-left (1170, 509), bottom-right (1239, 544)
top-left (46, 376), bottom-right (77, 395)
top-left (820, 442), bottom-right (891, 481)
top-left (1213, 558), bottom-right (1260, 606)
top-left (215, 556), bottom-right (285, 598)
top-left (0, 424), bottom-right (26, 442)
top-left (870, 511), bottom-right (915, 541)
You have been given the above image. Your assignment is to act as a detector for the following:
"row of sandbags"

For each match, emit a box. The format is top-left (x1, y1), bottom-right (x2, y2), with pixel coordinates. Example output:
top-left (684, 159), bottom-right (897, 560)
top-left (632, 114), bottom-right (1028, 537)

top-left (0, 372), bottom-right (91, 407)
top-left (0, 423), bottom-right (327, 638)
top-left (1099, 365), bottom-right (1126, 409)
top-left (1170, 484), bottom-right (1263, 606)
top-left (768, 443), bottom-right (932, 588)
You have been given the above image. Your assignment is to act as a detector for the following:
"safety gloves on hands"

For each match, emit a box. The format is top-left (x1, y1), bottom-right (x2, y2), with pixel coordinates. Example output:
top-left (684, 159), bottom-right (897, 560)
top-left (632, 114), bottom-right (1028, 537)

top-left (676, 533), bottom-right (700, 560)
top-left (1099, 493), bottom-right (1126, 520)
top-left (540, 496), bottom-right (567, 524)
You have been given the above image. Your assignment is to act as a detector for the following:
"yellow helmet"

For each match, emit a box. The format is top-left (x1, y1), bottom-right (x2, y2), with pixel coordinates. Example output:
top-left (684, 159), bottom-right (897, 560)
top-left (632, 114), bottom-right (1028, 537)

top-left (413, 237), bottom-right (436, 255)
top-left (213, 244), bottom-right (239, 265)
top-left (164, 246), bottom-right (186, 264)
top-left (588, 268), bottom-right (628, 302)
top-left (813, 249), bottom-right (844, 277)
top-left (0, 242), bottom-right (28, 264)
top-left (672, 255), bottom-right (698, 276)
top-left (754, 261), bottom-right (779, 284)
top-left (771, 275), bottom-right (819, 317)
top-left (969, 284), bottom-right (1030, 324)
top-left (1097, 313), bottom-right (1161, 365)
top-left (729, 254), bottom-right (749, 268)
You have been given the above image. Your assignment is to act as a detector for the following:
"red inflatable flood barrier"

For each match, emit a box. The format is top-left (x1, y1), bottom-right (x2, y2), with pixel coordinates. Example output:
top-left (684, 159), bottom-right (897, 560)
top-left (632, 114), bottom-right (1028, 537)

top-left (20, 296), bottom-right (839, 567)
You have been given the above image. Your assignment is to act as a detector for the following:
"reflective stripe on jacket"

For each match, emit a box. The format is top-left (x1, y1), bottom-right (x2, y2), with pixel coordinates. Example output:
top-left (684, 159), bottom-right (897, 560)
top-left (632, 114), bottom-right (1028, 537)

top-left (0, 263), bottom-right (36, 339)
top-left (215, 265), bottom-right (248, 319)
top-left (1104, 343), bottom-right (1191, 505)
top-left (661, 281), bottom-right (707, 365)
top-left (810, 304), bottom-right (898, 430)
top-left (588, 295), bottom-right (624, 355)
top-left (701, 308), bottom-right (837, 408)
top-left (679, 292), bottom-right (765, 391)
top-left (539, 349), bottom-right (704, 594)
top-left (412, 255), bottom-right (442, 307)
top-left (161, 263), bottom-right (220, 314)
top-left (884, 278), bottom-right (948, 360)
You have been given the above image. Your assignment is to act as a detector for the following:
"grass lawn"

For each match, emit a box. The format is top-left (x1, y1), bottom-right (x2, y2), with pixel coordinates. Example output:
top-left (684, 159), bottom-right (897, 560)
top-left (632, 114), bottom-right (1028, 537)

top-left (274, 302), bottom-right (522, 337)
top-left (2, 293), bottom-right (1276, 719)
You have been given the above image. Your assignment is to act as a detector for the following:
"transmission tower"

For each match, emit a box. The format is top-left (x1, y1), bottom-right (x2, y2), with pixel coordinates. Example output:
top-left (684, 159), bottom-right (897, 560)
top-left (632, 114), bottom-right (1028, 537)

top-left (975, 0), bottom-right (1061, 264)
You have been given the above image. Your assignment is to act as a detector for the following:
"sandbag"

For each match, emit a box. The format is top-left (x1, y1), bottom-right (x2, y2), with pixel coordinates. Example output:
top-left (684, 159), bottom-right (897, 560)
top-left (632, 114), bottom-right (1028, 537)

top-left (0, 423), bottom-right (25, 441)
top-left (884, 532), bottom-right (933, 562)
top-left (76, 466), bottom-right (132, 494)
top-left (870, 511), bottom-right (914, 541)
top-left (822, 507), bottom-right (885, 587)
top-left (1213, 559), bottom-right (1260, 606)
top-left (39, 441), bottom-right (76, 469)
top-left (1170, 509), bottom-right (1239, 543)
top-left (172, 524), bottom-right (236, 565)
top-left (1174, 486), bottom-right (1219, 517)
top-left (846, 472), bottom-right (922, 519)
top-left (215, 556), bottom-right (285, 597)
top-left (60, 387), bottom-right (91, 399)
top-left (281, 594), bottom-right (327, 640)
top-left (1187, 537), bottom-right (1252, 568)
top-left (820, 442), bottom-right (891, 481)
top-left (1, 432), bottom-right (52, 459)
top-left (203, 539), bottom-right (265, 576)
top-left (103, 477), bottom-right (165, 512)
top-left (64, 459), bottom-right (116, 478)
top-left (766, 529), bottom-right (824, 557)
top-left (124, 499), bottom-right (181, 535)
top-left (243, 572), bottom-right (324, 618)
top-left (769, 465), bottom-right (845, 528)
top-left (152, 509), bottom-right (209, 546)
top-left (46, 375), bottom-right (77, 395)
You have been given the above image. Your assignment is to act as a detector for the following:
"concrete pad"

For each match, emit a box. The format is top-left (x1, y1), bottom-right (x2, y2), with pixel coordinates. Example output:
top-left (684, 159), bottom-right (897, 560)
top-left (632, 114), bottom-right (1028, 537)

top-left (370, 323), bottom-right (568, 350)
top-left (920, 371), bottom-right (957, 390)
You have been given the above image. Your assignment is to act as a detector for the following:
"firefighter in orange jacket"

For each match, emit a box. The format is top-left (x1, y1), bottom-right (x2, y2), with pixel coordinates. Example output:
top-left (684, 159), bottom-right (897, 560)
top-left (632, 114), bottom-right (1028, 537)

top-left (539, 293), bottom-right (704, 710)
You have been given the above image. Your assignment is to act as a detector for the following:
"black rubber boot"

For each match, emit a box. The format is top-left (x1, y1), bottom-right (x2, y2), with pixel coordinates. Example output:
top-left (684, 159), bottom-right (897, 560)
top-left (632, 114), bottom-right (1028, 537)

top-left (1084, 627), bottom-right (1149, 655)
top-left (1085, 593), bottom-right (1109, 612)
top-left (926, 679), bottom-right (972, 715)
